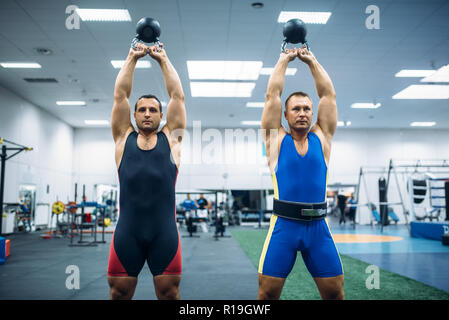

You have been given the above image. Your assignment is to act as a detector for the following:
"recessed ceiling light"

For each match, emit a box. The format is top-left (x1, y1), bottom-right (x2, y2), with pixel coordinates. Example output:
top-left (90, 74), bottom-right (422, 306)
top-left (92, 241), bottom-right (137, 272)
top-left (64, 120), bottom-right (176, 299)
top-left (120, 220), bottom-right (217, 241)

top-left (351, 103), bottom-right (381, 109)
top-left (111, 60), bottom-right (151, 69)
top-left (277, 11), bottom-right (332, 24)
top-left (24, 78), bottom-right (58, 83)
top-left (75, 9), bottom-right (131, 22)
top-left (410, 122), bottom-right (436, 127)
top-left (241, 120), bottom-right (261, 126)
top-left (392, 85), bottom-right (449, 99)
top-left (56, 101), bottom-right (86, 106)
top-left (420, 65), bottom-right (449, 83)
top-left (187, 61), bottom-right (263, 80)
top-left (0, 62), bottom-right (41, 68)
top-left (84, 120), bottom-right (110, 126)
top-left (34, 48), bottom-right (53, 56)
top-left (251, 2), bottom-right (264, 9)
top-left (395, 70), bottom-right (435, 77)
top-left (259, 67), bottom-right (297, 76)
top-left (190, 82), bottom-right (256, 97)
top-left (246, 102), bottom-right (265, 108)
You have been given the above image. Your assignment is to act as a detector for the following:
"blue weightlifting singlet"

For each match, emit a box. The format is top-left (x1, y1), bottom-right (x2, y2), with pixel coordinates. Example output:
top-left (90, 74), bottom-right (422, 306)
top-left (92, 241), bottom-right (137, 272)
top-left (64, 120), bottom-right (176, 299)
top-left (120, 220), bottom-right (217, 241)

top-left (259, 132), bottom-right (343, 278)
top-left (275, 132), bottom-right (327, 203)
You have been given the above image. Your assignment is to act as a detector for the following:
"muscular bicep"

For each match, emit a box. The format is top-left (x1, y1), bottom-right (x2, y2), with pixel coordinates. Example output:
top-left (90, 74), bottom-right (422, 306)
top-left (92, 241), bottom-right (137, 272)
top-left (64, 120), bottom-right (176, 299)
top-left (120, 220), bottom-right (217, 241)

top-left (166, 97), bottom-right (186, 133)
top-left (111, 95), bottom-right (133, 142)
top-left (261, 95), bottom-right (283, 131)
top-left (316, 95), bottom-right (337, 139)
top-left (261, 95), bottom-right (286, 172)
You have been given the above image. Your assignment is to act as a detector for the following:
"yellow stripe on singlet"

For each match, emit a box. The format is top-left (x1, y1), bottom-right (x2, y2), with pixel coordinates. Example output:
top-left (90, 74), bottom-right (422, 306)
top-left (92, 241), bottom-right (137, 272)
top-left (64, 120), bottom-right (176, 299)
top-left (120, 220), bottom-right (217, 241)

top-left (258, 173), bottom-right (280, 274)
top-left (271, 172), bottom-right (279, 200)
top-left (258, 214), bottom-right (278, 274)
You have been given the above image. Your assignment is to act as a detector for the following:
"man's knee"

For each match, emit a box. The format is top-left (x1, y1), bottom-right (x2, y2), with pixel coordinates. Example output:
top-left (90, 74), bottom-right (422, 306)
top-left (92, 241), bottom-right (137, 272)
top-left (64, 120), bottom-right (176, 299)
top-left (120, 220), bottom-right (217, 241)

top-left (160, 287), bottom-right (180, 300)
top-left (322, 287), bottom-right (344, 300)
top-left (315, 275), bottom-right (344, 300)
top-left (257, 275), bottom-right (284, 300)
top-left (154, 275), bottom-right (181, 300)
top-left (110, 286), bottom-right (134, 300)
top-left (258, 288), bottom-right (281, 300)
top-left (156, 283), bottom-right (180, 300)
top-left (321, 281), bottom-right (344, 300)
top-left (108, 277), bottom-right (136, 300)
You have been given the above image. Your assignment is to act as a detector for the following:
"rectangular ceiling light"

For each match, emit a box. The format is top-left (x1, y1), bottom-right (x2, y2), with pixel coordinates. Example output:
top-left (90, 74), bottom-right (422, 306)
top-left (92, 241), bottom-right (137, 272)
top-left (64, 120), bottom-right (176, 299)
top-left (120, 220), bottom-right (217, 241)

top-left (259, 67), bottom-right (297, 76)
top-left (392, 85), bottom-right (449, 99)
top-left (84, 120), bottom-right (110, 126)
top-left (410, 122), bottom-right (436, 127)
top-left (76, 9), bottom-right (131, 22)
top-left (395, 70), bottom-right (435, 77)
top-left (278, 11), bottom-right (332, 24)
top-left (337, 121), bottom-right (351, 127)
top-left (246, 102), bottom-right (265, 108)
top-left (351, 103), bottom-right (381, 109)
top-left (190, 82), bottom-right (256, 97)
top-left (111, 60), bottom-right (151, 69)
top-left (56, 101), bottom-right (86, 106)
top-left (187, 61), bottom-right (263, 80)
top-left (241, 120), bottom-right (261, 126)
top-left (420, 65), bottom-right (449, 83)
top-left (0, 62), bottom-right (41, 68)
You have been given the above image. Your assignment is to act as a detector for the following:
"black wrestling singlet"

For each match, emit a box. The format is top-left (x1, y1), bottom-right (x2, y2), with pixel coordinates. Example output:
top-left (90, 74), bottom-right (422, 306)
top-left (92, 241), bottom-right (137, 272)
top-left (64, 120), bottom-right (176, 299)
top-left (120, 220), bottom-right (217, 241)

top-left (108, 131), bottom-right (181, 277)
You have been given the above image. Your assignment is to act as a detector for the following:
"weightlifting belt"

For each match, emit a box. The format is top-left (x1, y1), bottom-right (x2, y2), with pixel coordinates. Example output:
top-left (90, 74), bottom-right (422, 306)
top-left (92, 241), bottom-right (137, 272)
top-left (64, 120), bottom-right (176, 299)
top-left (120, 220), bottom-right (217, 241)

top-left (273, 198), bottom-right (327, 221)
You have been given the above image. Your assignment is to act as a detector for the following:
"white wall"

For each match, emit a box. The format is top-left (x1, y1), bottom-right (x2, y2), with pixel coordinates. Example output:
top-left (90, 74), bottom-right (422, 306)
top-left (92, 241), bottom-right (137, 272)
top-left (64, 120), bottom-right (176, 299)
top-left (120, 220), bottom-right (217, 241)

top-left (4, 83), bottom-right (447, 227)
top-left (0, 85), bottom-right (74, 226)
top-left (72, 128), bottom-right (118, 200)
top-left (72, 125), bottom-right (449, 224)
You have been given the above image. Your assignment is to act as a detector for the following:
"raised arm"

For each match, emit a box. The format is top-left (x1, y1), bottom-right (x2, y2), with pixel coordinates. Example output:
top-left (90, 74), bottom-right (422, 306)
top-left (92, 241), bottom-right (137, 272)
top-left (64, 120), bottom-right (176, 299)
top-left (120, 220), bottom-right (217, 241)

top-left (111, 43), bottom-right (148, 142)
top-left (261, 49), bottom-right (298, 169)
top-left (261, 49), bottom-right (298, 132)
top-left (148, 43), bottom-right (186, 134)
top-left (298, 46), bottom-right (337, 139)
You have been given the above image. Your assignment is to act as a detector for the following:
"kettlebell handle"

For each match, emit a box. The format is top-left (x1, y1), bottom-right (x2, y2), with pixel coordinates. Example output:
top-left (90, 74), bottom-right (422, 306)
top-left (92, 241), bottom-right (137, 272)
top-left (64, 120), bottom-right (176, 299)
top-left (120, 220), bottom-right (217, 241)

top-left (281, 40), bottom-right (309, 53)
top-left (131, 36), bottom-right (162, 52)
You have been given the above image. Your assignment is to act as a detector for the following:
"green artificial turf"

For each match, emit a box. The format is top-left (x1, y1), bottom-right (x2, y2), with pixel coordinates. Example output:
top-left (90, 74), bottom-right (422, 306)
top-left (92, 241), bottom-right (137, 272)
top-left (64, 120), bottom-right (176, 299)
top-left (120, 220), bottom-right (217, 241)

top-left (230, 229), bottom-right (449, 300)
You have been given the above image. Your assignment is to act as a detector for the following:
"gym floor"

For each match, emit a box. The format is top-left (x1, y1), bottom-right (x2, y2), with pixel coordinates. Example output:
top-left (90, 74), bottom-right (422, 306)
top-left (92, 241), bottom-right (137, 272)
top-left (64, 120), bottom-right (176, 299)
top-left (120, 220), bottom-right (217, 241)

top-left (1, 215), bottom-right (448, 300)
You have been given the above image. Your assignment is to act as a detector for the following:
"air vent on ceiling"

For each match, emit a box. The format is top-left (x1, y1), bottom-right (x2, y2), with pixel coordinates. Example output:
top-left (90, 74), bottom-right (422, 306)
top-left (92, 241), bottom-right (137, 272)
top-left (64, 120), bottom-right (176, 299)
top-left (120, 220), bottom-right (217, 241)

top-left (24, 78), bottom-right (58, 83)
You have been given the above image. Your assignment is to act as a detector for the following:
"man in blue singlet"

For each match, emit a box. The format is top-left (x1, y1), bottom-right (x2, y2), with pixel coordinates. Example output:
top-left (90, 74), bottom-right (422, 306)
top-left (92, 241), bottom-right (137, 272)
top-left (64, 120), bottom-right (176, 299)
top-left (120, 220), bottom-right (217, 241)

top-left (107, 41), bottom-right (185, 300)
top-left (258, 45), bottom-right (343, 300)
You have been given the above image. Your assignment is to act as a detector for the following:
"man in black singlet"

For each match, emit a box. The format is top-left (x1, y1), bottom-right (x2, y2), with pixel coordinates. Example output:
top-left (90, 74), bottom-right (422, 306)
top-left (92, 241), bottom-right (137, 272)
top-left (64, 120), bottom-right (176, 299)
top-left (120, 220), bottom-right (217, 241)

top-left (107, 41), bottom-right (186, 300)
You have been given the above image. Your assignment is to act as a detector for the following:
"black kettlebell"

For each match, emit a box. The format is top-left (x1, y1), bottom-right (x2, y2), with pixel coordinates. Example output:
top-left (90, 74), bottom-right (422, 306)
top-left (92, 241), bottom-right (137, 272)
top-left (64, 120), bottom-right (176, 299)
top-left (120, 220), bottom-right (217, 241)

top-left (281, 18), bottom-right (309, 52)
top-left (131, 17), bottom-right (162, 50)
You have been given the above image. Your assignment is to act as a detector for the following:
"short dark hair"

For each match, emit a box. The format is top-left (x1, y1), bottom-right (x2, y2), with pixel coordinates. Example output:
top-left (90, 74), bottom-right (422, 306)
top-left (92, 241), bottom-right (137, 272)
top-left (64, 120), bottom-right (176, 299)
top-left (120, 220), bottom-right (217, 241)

top-left (284, 91), bottom-right (312, 110)
top-left (134, 94), bottom-right (162, 112)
